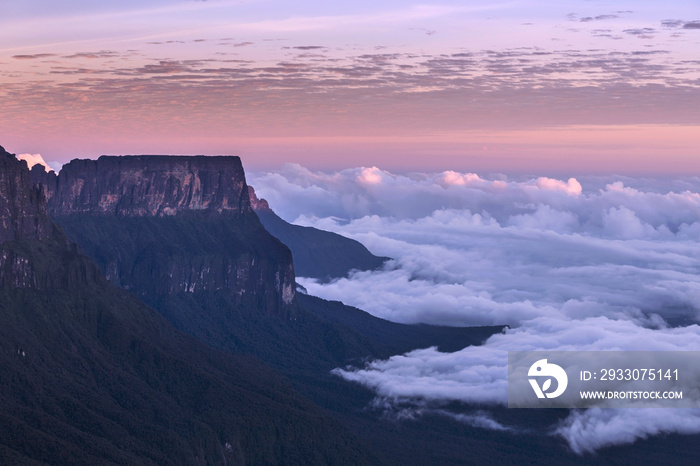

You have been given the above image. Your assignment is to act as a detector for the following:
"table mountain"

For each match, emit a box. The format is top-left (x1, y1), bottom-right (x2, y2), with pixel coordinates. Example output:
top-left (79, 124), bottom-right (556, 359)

top-left (33, 155), bottom-right (296, 319)
top-left (0, 145), bottom-right (377, 465)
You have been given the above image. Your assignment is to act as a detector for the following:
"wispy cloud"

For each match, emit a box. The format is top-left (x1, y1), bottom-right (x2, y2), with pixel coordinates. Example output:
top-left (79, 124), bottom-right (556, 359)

top-left (63, 50), bottom-right (122, 59)
top-left (580, 14), bottom-right (620, 22)
top-left (662, 19), bottom-right (700, 30)
top-left (3, 44), bottom-right (698, 145)
top-left (12, 53), bottom-right (56, 59)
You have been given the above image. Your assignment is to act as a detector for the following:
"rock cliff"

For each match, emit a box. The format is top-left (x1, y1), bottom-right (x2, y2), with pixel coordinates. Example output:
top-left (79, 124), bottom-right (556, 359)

top-left (41, 155), bottom-right (250, 216)
top-left (34, 155), bottom-right (297, 319)
top-left (0, 146), bottom-right (53, 244)
top-left (1, 146), bottom-right (99, 289)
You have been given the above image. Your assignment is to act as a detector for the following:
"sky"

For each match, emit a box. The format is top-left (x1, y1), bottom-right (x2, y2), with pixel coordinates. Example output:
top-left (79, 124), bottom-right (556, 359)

top-left (1, 0), bottom-right (699, 174)
top-left (246, 165), bottom-right (700, 454)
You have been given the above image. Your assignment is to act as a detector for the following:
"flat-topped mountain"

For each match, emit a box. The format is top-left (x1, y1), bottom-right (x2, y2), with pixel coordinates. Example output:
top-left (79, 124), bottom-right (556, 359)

top-left (37, 155), bottom-right (251, 216)
top-left (0, 146), bottom-right (376, 464)
top-left (32, 155), bottom-right (297, 319)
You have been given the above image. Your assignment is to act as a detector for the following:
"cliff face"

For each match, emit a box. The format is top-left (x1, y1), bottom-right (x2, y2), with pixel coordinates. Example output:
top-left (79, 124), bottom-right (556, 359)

top-left (0, 146), bottom-right (97, 289)
top-left (37, 155), bottom-right (296, 319)
top-left (0, 146), bottom-right (53, 244)
top-left (44, 155), bottom-right (250, 216)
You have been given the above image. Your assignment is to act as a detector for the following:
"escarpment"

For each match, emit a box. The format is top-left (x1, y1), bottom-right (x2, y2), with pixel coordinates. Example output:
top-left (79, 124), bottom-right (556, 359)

top-left (1, 146), bottom-right (100, 289)
top-left (33, 155), bottom-right (297, 319)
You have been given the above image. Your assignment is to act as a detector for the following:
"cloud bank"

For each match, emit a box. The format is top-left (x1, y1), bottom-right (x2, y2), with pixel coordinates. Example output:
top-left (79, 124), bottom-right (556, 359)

top-left (249, 165), bottom-right (700, 453)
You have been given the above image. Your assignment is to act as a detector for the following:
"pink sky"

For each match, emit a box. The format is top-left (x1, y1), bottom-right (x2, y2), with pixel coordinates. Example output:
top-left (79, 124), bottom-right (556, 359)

top-left (1, 1), bottom-right (699, 174)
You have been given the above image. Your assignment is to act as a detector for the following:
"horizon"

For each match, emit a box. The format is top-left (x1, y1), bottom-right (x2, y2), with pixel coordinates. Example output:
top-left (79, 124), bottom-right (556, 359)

top-left (15, 148), bottom-right (700, 186)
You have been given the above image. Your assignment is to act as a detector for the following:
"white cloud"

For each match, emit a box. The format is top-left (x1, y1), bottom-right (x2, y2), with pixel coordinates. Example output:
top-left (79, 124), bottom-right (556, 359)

top-left (249, 166), bottom-right (700, 453)
top-left (334, 317), bottom-right (700, 406)
top-left (556, 408), bottom-right (700, 455)
top-left (17, 153), bottom-right (54, 172)
top-left (333, 317), bottom-right (700, 452)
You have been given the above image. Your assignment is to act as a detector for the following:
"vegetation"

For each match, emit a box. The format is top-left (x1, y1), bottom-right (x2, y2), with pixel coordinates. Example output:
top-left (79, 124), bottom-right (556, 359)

top-left (0, 237), bottom-right (376, 465)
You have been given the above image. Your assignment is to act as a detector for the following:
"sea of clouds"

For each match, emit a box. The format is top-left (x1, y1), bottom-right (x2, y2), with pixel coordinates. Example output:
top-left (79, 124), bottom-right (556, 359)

top-left (248, 165), bottom-right (700, 454)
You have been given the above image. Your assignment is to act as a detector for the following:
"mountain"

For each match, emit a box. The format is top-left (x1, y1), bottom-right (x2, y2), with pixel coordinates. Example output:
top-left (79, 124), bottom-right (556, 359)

top-left (248, 186), bottom-right (388, 281)
top-left (29, 155), bottom-right (501, 378)
top-left (28, 153), bottom-right (521, 463)
top-left (21, 149), bottom-right (700, 464)
top-left (1, 146), bottom-right (376, 464)
top-left (33, 156), bottom-right (296, 319)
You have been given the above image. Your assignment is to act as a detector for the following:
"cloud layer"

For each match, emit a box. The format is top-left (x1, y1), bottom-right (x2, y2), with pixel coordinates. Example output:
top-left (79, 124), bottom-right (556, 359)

top-left (249, 165), bottom-right (700, 453)
top-left (251, 165), bottom-right (700, 327)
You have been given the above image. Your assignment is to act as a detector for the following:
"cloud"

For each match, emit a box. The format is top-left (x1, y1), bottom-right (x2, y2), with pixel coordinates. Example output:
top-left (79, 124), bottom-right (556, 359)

top-left (4, 41), bottom-right (700, 143)
top-left (63, 51), bottom-right (121, 59)
top-left (441, 410), bottom-right (513, 431)
top-left (662, 20), bottom-right (700, 30)
top-left (249, 166), bottom-right (700, 453)
top-left (409, 27), bottom-right (437, 36)
top-left (556, 408), bottom-right (700, 454)
top-left (12, 53), bottom-right (56, 60)
top-left (623, 28), bottom-right (656, 39)
top-left (334, 316), bottom-right (700, 453)
top-left (136, 60), bottom-right (197, 74)
top-left (580, 15), bottom-right (619, 22)
top-left (16, 153), bottom-right (54, 173)
top-left (661, 20), bottom-right (685, 29)
top-left (334, 317), bottom-right (700, 406)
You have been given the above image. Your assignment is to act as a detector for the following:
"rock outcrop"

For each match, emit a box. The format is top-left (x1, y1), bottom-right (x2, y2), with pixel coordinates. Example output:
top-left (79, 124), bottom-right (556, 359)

top-left (34, 155), bottom-right (297, 319)
top-left (0, 146), bottom-right (53, 244)
top-left (40, 155), bottom-right (250, 216)
top-left (0, 146), bottom-right (98, 289)
top-left (248, 186), bottom-right (270, 211)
